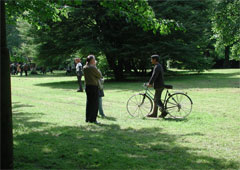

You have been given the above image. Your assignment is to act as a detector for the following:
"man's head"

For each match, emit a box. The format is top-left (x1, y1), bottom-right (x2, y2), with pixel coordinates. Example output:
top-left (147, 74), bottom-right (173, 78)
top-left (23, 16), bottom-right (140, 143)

top-left (75, 58), bottom-right (81, 64)
top-left (86, 55), bottom-right (96, 65)
top-left (151, 54), bottom-right (160, 65)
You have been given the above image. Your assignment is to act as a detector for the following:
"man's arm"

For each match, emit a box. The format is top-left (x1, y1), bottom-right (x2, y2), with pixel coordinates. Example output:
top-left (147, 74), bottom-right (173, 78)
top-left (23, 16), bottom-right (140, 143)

top-left (92, 67), bottom-right (102, 79)
top-left (148, 65), bottom-right (160, 86)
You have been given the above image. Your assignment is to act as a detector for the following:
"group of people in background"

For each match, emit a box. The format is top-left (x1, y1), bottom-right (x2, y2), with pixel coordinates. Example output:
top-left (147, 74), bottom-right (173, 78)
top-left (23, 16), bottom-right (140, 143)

top-left (10, 62), bottom-right (29, 76)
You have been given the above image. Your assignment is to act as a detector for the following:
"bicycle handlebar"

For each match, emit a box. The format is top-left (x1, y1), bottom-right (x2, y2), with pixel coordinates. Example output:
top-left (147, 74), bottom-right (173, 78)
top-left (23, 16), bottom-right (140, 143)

top-left (143, 83), bottom-right (173, 89)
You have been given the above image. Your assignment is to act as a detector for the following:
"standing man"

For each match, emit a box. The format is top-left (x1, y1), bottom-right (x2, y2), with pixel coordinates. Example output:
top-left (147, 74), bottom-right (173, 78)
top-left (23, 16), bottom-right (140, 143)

top-left (83, 55), bottom-right (102, 124)
top-left (75, 58), bottom-right (83, 92)
top-left (147, 54), bottom-right (168, 118)
top-left (23, 63), bottom-right (28, 76)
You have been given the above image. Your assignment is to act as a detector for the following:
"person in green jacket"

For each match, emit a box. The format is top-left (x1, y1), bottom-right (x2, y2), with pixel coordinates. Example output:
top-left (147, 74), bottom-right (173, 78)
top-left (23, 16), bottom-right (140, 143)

top-left (83, 55), bottom-right (102, 124)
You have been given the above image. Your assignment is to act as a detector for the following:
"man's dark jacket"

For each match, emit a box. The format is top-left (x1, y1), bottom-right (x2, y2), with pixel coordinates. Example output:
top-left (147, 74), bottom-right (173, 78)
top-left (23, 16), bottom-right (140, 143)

top-left (149, 63), bottom-right (164, 89)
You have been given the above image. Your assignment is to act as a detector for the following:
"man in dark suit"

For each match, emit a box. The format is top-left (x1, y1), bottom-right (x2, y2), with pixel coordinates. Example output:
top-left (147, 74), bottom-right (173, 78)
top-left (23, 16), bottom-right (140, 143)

top-left (147, 55), bottom-right (168, 118)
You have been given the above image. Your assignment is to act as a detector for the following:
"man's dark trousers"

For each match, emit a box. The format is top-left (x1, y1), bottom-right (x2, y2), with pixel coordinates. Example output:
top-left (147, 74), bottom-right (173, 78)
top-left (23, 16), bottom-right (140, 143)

top-left (154, 88), bottom-right (164, 108)
top-left (85, 85), bottom-right (99, 122)
top-left (77, 75), bottom-right (83, 91)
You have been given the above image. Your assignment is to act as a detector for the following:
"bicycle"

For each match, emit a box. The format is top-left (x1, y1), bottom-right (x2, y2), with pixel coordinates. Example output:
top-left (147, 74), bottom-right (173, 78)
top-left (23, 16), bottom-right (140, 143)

top-left (126, 84), bottom-right (193, 119)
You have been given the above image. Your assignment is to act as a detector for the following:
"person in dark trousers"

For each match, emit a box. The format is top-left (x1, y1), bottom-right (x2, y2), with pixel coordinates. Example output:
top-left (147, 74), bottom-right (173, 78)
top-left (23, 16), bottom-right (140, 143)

top-left (23, 63), bottom-right (28, 76)
top-left (83, 55), bottom-right (102, 124)
top-left (75, 58), bottom-right (83, 92)
top-left (20, 63), bottom-right (23, 76)
top-left (147, 54), bottom-right (168, 118)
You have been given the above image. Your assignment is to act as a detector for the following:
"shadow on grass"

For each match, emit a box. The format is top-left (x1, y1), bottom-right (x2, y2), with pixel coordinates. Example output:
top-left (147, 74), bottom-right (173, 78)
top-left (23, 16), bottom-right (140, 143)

top-left (102, 116), bottom-right (117, 121)
top-left (12, 102), bottom-right (34, 109)
top-left (35, 80), bottom-right (79, 90)
top-left (164, 117), bottom-right (189, 122)
top-left (12, 104), bottom-right (239, 169)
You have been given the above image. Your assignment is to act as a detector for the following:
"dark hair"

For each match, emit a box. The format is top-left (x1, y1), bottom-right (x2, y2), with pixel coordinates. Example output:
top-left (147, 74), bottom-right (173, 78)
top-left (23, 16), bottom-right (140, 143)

top-left (151, 54), bottom-right (160, 62)
top-left (86, 55), bottom-right (95, 64)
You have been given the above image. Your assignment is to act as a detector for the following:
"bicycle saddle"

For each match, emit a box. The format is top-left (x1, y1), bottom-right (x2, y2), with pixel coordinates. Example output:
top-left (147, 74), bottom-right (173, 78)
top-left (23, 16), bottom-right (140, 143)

top-left (164, 85), bottom-right (173, 89)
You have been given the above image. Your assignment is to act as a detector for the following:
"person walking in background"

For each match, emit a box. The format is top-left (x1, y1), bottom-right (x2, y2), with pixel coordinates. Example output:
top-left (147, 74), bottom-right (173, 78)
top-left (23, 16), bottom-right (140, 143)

top-left (147, 54), bottom-right (168, 118)
top-left (75, 58), bottom-right (84, 92)
top-left (83, 55), bottom-right (102, 124)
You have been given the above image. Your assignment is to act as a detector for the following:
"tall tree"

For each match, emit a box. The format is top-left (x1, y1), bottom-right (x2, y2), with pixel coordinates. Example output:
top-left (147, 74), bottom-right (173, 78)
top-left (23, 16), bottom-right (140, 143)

top-left (1, 0), bottom-right (13, 169)
top-left (149, 0), bottom-right (214, 71)
top-left (7, 19), bottom-right (38, 63)
top-left (212, 0), bottom-right (240, 67)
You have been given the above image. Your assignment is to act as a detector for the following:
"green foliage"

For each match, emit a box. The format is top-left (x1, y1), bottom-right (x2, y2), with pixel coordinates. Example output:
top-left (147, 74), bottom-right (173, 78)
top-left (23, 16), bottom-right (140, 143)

top-left (100, 0), bottom-right (182, 35)
top-left (7, 19), bottom-right (38, 63)
top-left (96, 55), bottom-right (110, 76)
top-left (5, 0), bottom-right (68, 26)
top-left (212, 0), bottom-right (240, 60)
top-left (148, 0), bottom-right (215, 71)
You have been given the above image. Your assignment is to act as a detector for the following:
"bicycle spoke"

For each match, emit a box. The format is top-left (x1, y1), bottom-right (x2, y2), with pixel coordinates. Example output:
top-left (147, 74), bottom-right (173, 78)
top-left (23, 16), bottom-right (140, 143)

top-left (176, 94), bottom-right (179, 103)
top-left (166, 105), bottom-right (178, 109)
top-left (134, 96), bottom-right (139, 104)
top-left (181, 105), bottom-right (191, 114)
top-left (130, 99), bottom-right (138, 106)
top-left (181, 107), bottom-right (189, 114)
top-left (139, 95), bottom-right (143, 104)
top-left (166, 100), bottom-right (178, 106)
top-left (139, 107), bottom-right (144, 116)
top-left (166, 107), bottom-right (177, 111)
top-left (178, 94), bottom-right (183, 103)
top-left (141, 105), bottom-right (151, 115)
top-left (170, 97), bottom-right (179, 105)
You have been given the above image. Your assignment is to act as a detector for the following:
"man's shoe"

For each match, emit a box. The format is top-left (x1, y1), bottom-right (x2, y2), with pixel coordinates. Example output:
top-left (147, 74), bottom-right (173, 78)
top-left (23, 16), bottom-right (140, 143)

top-left (159, 111), bottom-right (169, 118)
top-left (147, 113), bottom-right (157, 118)
top-left (77, 89), bottom-right (84, 92)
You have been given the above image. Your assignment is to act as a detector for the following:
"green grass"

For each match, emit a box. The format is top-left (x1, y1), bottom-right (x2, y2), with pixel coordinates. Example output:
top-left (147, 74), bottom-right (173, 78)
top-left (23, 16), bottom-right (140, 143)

top-left (11, 69), bottom-right (240, 169)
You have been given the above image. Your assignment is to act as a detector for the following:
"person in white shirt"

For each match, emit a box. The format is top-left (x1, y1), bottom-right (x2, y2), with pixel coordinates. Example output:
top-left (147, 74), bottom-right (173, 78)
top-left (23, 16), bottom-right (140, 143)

top-left (75, 58), bottom-right (83, 92)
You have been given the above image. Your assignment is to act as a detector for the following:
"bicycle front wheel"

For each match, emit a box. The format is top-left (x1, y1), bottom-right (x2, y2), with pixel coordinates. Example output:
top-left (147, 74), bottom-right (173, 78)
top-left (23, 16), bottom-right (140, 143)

top-left (165, 93), bottom-right (193, 119)
top-left (127, 93), bottom-right (153, 117)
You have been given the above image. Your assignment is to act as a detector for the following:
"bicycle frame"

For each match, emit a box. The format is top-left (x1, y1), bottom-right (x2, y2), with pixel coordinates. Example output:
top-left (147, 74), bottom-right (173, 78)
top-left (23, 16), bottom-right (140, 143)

top-left (142, 86), bottom-right (172, 107)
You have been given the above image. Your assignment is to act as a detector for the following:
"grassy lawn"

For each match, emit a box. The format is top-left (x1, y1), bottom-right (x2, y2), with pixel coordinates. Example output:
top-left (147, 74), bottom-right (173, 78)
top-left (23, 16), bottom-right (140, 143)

top-left (11, 69), bottom-right (240, 169)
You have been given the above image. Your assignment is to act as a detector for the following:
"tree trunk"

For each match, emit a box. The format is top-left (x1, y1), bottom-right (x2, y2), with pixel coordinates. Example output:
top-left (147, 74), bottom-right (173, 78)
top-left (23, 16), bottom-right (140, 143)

top-left (105, 54), bottom-right (124, 80)
top-left (224, 45), bottom-right (230, 68)
top-left (161, 59), bottom-right (167, 71)
top-left (1, 0), bottom-right (14, 169)
top-left (114, 58), bottom-right (124, 80)
top-left (123, 59), bottom-right (132, 73)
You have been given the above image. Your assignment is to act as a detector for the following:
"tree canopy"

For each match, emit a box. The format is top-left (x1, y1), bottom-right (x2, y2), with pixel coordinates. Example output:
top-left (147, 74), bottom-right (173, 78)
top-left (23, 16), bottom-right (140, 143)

top-left (5, 0), bottom-right (240, 79)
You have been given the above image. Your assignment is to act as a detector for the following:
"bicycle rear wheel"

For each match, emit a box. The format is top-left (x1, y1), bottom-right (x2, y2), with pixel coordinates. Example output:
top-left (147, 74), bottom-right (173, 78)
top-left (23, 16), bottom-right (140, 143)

top-left (127, 93), bottom-right (153, 117)
top-left (165, 93), bottom-right (193, 119)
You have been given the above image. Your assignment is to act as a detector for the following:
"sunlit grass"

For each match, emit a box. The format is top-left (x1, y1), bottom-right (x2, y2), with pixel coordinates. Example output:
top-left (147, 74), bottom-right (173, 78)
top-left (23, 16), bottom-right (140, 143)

top-left (11, 69), bottom-right (240, 169)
